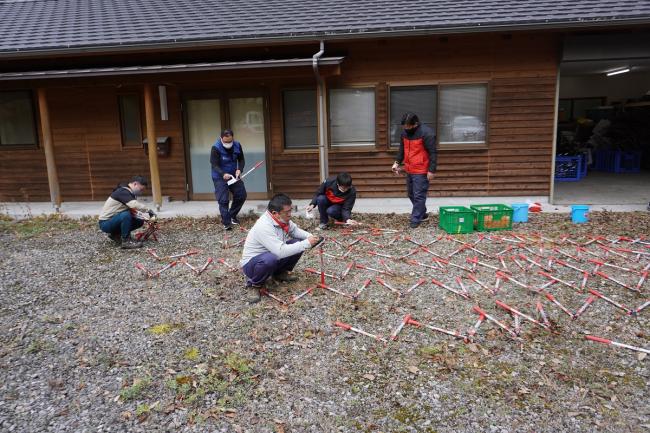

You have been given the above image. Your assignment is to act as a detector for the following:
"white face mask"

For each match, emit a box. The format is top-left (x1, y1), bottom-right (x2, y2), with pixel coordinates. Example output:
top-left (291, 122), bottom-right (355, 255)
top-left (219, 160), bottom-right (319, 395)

top-left (222, 140), bottom-right (233, 149)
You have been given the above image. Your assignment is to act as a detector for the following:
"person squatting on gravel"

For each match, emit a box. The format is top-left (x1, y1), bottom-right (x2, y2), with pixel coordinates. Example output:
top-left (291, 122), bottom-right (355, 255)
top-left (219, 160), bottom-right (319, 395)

top-left (305, 172), bottom-right (358, 230)
top-left (240, 193), bottom-right (321, 303)
top-left (98, 175), bottom-right (156, 249)
top-left (211, 128), bottom-right (247, 231)
top-left (391, 112), bottom-right (437, 229)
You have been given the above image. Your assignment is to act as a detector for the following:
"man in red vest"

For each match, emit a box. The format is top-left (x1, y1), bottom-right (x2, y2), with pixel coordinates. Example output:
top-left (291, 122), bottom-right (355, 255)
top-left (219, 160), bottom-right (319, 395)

top-left (391, 112), bottom-right (437, 228)
top-left (305, 172), bottom-right (358, 230)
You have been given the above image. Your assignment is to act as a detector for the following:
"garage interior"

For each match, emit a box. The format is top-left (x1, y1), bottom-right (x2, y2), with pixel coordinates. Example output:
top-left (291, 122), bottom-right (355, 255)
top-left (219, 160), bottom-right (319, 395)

top-left (553, 31), bottom-right (650, 206)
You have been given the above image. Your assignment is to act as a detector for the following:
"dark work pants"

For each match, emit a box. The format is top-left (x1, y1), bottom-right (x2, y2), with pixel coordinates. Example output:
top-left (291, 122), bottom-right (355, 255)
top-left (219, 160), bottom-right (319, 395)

top-left (406, 173), bottom-right (429, 223)
top-left (242, 239), bottom-right (303, 286)
top-left (98, 210), bottom-right (144, 240)
top-left (212, 176), bottom-right (247, 226)
top-left (315, 194), bottom-right (343, 224)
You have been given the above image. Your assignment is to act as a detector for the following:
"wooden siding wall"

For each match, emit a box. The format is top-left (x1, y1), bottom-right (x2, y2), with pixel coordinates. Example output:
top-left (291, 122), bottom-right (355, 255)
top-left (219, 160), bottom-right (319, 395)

top-left (272, 33), bottom-right (559, 198)
top-left (0, 142), bottom-right (49, 202)
top-left (0, 85), bottom-right (186, 201)
top-left (0, 32), bottom-right (558, 201)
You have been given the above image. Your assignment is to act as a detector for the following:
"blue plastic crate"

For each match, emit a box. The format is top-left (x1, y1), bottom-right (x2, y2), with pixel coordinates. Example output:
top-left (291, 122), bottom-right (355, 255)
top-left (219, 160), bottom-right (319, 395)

top-left (615, 151), bottom-right (642, 173)
top-left (579, 153), bottom-right (587, 178)
top-left (593, 150), bottom-right (642, 173)
top-left (593, 150), bottom-right (616, 172)
top-left (555, 155), bottom-right (582, 182)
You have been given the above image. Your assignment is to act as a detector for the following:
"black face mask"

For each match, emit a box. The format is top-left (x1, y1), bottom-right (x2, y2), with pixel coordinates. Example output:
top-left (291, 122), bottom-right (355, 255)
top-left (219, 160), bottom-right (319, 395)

top-left (404, 127), bottom-right (417, 136)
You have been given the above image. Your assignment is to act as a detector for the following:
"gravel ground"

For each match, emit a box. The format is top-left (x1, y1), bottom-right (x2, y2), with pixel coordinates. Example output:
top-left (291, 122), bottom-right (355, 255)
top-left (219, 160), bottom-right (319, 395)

top-left (0, 211), bottom-right (649, 433)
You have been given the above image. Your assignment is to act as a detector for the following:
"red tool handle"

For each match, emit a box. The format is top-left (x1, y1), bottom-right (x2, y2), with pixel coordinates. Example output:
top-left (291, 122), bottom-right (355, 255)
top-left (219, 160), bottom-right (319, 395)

top-left (406, 317), bottom-right (421, 327)
top-left (473, 305), bottom-right (487, 315)
top-left (586, 335), bottom-right (611, 344)
top-left (588, 289), bottom-right (602, 298)
top-left (334, 321), bottom-right (351, 330)
top-left (495, 300), bottom-right (513, 312)
top-left (595, 271), bottom-right (610, 279)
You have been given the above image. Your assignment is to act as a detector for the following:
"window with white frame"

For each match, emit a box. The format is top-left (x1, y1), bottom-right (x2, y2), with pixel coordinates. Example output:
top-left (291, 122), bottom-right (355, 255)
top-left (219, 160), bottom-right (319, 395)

top-left (282, 89), bottom-right (318, 149)
top-left (0, 90), bottom-right (38, 147)
top-left (389, 86), bottom-right (437, 146)
top-left (329, 88), bottom-right (375, 147)
top-left (438, 84), bottom-right (487, 145)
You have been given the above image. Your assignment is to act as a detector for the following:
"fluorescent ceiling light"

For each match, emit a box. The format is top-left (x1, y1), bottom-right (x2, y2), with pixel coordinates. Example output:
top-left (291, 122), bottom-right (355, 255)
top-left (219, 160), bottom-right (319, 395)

top-left (606, 68), bottom-right (630, 76)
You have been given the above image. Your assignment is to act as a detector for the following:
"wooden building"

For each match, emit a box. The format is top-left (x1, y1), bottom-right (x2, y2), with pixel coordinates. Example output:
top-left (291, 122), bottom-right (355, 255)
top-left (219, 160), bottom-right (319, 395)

top-left (1, 1), bottom-right (649, 208)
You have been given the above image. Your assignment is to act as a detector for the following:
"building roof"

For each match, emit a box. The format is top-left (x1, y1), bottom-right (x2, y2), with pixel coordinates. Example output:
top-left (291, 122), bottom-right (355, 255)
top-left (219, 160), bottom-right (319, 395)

top-left (1, 0), bottom-right (650, 56)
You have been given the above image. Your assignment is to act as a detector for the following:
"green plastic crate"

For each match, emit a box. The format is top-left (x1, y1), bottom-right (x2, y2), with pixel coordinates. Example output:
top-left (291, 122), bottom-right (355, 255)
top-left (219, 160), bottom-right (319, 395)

top-left (470, 204), bottom-right (513, 231)
top-left (439, 206), bottom-right (475, 234)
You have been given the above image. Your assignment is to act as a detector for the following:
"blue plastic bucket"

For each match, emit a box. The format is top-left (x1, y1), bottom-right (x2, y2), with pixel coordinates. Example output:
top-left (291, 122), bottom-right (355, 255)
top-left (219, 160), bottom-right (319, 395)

top-left (511, 203), bottom-right (529, 223)
top-left (571, 205), bottom-right (589, 223)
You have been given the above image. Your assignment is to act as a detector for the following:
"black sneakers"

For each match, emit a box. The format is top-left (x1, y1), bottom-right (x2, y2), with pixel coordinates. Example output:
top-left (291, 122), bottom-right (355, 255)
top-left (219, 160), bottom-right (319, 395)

top-left (246, 284), bottom-right (262, 304)
top-left (409, 213), bottom-right (429, 228)
top-left (274, 271), bottom-right (298, 283)
top-left (231, 217), bottom-right (240, 225)
top-left (108, 233), bottom-right (122, 245)
top-left (121, 238), bottom-right (143, 249)
top-left (223, 224), bottom-right (233, 231)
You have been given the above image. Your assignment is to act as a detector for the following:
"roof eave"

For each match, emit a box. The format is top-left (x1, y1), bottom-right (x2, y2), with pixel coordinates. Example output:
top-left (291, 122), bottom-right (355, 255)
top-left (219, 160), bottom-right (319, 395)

top-left (1, 17), bottom-right (649, 60)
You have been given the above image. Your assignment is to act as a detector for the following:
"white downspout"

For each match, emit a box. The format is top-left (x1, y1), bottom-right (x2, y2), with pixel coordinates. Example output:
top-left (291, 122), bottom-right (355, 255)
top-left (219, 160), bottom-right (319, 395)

top-left (313, 40), bottom-right (329, 182)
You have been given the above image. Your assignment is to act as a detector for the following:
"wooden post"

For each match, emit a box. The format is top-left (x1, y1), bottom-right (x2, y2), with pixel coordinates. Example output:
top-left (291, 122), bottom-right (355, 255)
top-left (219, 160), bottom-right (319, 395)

top-left (144, 84), bottom-right (162, 210)
top-left (37, 88), bottom-right (61, 210)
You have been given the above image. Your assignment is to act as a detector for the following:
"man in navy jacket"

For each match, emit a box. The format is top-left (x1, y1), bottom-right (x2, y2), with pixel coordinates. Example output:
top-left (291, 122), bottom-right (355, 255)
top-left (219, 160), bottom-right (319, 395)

top-left (211, 129), bottom-right (247, 230)
top-left (306, 172), bottom-right (358, 229)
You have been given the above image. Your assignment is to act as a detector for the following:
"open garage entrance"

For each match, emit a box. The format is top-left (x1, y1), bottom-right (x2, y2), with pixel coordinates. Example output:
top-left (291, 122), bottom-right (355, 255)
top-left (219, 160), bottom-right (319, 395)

top-left (553, 31), bottom-right (650, 207)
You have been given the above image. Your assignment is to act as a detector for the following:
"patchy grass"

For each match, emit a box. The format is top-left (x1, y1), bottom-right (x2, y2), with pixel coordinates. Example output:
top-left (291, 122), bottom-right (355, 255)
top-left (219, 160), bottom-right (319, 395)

top-left (0, 214), bottom-right (89, 238)
top-left (147, 323), bottom-right (184, 335)
top-left (165, 353), bottom-right (257, 410)
top-left (26, 338), bottom-right (53, 354)
top-left (224, 352), bottom-right (251, 374)
top-left (184, 347), bottom-right (201, 361)
top-left (119, 377), bottom-right (151, 401)
top-left (135, 403), bottom-right (150, 417)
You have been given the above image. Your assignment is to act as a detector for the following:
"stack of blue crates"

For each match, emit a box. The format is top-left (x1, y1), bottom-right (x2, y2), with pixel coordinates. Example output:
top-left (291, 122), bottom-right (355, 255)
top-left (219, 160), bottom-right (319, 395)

top-left (594, 150), bottom-right (642, 173)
